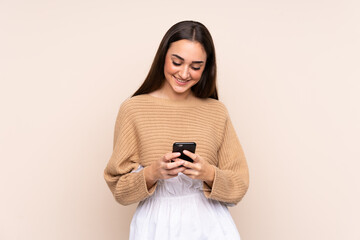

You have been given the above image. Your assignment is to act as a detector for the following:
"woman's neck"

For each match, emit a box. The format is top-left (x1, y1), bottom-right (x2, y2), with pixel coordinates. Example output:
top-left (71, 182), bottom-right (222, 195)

top-left (149, 87), bottom-right (195, 101)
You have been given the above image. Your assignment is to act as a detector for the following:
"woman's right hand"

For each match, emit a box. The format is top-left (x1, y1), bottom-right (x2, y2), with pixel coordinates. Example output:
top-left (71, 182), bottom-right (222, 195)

top-left (144, 152), bottom-right (185, 189)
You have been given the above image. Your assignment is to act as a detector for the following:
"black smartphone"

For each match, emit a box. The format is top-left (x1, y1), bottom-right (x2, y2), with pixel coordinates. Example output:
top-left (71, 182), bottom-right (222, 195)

top-left (172, 142), bottom-right (196, 162)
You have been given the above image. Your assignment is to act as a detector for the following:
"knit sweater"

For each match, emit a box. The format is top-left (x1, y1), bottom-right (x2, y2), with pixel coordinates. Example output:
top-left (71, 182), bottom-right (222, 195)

top-left (104, 94), bottom-right (249, 206)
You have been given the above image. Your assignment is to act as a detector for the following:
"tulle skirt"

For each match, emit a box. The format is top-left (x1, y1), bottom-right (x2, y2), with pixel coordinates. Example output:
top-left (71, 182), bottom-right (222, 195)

top-left (129, 168), bottom-right (241, 240)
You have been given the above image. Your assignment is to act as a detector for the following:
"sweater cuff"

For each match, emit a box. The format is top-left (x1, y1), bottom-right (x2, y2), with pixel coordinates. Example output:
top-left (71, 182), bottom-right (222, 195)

top-left (203, 165), bottom-right (217, 198)
top-left (141, 168), bottom-right (157, 196)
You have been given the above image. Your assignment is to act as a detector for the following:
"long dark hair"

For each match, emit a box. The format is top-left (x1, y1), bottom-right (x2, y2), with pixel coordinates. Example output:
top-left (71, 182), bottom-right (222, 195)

top-left (132, 20), bottom-right (218, 100)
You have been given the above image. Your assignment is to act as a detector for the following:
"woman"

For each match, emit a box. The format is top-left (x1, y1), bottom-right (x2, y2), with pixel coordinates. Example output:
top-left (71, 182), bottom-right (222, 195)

top-left (104, 20), bottom-right (249, 240)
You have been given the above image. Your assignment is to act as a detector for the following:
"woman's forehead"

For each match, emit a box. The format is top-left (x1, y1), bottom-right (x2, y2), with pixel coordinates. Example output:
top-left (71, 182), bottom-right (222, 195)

top-left (167, 39), bottom-right (207, 62)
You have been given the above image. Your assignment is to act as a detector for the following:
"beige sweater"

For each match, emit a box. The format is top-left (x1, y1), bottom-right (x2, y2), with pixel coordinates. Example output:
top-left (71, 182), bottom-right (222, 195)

top-left (104, 94), bottom-right (249, 206)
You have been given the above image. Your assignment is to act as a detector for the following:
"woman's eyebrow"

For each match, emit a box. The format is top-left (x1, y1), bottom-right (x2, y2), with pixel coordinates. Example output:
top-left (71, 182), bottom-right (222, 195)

top-left (172, 54), bottom-right (204, 64)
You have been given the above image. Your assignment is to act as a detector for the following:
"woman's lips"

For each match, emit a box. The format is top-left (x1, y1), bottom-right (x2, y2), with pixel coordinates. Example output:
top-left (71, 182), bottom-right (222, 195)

top-left (173, 75), bottom-right (189, 86)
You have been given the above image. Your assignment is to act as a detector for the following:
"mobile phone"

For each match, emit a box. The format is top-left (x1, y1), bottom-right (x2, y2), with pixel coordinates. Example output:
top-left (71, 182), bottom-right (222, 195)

top-left (172, 142), bottom-right (196, 162)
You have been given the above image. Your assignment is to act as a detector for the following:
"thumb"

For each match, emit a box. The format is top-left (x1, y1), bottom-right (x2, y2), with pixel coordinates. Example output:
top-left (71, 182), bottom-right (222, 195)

top-left (183, 150), bottom-right (199, 163)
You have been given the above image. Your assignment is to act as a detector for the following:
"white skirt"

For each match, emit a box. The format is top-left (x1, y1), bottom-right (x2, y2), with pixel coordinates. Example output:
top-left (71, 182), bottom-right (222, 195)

top-left (129, 167), bottom-right (241, 240)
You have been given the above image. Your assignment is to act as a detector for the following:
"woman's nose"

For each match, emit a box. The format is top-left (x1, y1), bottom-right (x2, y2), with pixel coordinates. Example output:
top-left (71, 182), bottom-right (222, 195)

top-left (179, 66), bottom-right (190, 79)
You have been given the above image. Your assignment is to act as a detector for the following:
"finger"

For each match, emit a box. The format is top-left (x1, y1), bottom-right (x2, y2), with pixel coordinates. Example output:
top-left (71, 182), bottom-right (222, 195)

top-left (171, 158), bottom-right (183, 162)
top-left (182, 169), bottom-right (199, 178)
top-left (183, 150), bottom-right (200, 163)
top-left (165, 160), bottom-right (185, 170)
top-left (167, 166), bottom-right (186, 176)
top-left (181, 160), bottom-right (197, 169)
top-left (164, 152), bottom-right (181, 162)
top-left (171, 158), bottom-right (182, 163)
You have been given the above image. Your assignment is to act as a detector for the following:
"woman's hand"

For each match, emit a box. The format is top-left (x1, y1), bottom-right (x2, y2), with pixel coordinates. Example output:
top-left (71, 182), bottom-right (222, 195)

top-left (181, 150), bottom-right (215, 188)
top-left (144, 152), bottom-right (185, 189)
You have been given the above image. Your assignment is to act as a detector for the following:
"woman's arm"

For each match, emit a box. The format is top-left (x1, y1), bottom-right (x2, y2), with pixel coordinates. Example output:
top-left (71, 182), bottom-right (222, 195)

top-left (204, 115), bottom-right (249, 204)
top-left (104, 101), bottom-right (154, 206)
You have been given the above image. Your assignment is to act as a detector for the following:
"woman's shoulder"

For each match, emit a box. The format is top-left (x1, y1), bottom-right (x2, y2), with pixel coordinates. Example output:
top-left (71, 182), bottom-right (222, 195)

top-left (204, 97), bottom-right (227, 109)
top-left (118, 94), bottom-right (153, 111)
top-left (199, 98), bottom-right (230, 117)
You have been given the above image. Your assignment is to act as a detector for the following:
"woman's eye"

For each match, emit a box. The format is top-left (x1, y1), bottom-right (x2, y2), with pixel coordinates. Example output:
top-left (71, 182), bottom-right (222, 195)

top-left (172, 61), bottom-right (181, 66)
top-left (191, 66), bottom-right (201, 71)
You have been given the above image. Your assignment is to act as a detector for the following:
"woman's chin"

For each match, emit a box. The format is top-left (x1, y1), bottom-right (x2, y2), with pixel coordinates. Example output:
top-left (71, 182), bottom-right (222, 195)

top-left (172, 86), bottom-right (191, 94)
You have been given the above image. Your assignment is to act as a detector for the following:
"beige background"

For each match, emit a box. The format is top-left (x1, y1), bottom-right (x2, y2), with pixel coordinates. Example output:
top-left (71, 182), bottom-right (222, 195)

top-left (1, 0), bottom-right (359, 239)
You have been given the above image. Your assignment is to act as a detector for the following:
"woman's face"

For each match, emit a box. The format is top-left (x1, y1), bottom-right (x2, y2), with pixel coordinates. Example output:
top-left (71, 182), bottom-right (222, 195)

top-left (163, 39), bottom-right (207, 97)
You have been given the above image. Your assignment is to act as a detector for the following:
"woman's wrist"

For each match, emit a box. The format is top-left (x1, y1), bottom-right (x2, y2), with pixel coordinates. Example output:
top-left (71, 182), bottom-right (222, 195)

top-left (144, 165), bottom-right (157, 189)
top-left (204, 165), bottom-right (215, 188)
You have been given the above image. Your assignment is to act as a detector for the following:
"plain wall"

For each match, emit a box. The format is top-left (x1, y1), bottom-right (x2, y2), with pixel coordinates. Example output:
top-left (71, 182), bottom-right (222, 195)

top-left (1, 0), bottom-right (359, 239)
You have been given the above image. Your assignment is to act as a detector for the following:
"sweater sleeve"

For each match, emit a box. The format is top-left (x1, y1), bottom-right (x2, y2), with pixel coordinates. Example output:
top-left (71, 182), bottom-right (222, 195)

top-left (203, 112), bottom-right (249, 205)
top-left (104, 101), bottom-right (156, 205)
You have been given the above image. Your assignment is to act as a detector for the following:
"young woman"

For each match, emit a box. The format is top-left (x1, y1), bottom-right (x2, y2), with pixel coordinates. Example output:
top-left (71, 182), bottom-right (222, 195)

top-left (104, 20), bottom-right (249, 240)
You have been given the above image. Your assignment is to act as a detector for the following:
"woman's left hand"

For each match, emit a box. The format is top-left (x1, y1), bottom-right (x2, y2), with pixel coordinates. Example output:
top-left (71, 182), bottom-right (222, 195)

top-left (181, 150), bottom-right (215, 187)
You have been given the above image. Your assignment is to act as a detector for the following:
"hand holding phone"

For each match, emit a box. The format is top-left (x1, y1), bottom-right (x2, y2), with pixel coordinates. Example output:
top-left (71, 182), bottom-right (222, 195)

top-left (172, 142), bottom-right (196, 162)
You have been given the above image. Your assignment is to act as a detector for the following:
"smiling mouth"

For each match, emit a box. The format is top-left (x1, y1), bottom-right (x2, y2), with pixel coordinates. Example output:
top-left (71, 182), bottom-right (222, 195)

top-left (173, 76), bottom-right (190, 84)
